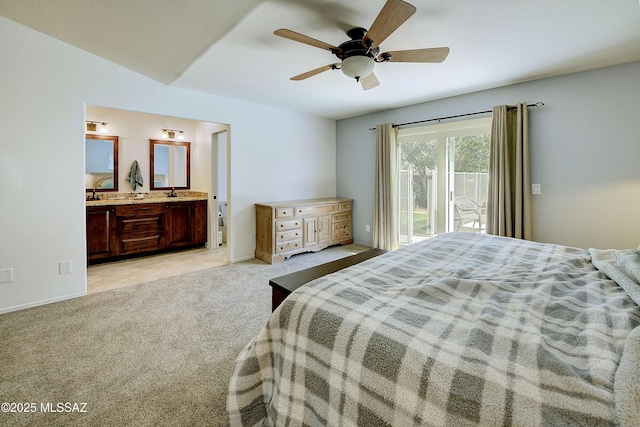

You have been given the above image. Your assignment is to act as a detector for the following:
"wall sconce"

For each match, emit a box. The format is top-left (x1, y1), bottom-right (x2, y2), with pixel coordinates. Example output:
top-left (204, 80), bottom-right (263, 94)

top-left (87, 121), bottom-right (109, 133)
top-left (161, 129), bottom-right (185, 140)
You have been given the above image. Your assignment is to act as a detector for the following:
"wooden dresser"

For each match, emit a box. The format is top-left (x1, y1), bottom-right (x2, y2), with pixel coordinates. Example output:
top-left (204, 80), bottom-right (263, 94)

top-left (255, 198), bottom-right (353, 264)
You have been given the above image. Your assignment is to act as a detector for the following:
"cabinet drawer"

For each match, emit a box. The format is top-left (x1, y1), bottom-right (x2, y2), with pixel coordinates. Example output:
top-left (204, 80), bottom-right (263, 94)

top-left (119, 216), bottom-right (163, 235)
top-left (276, 219), bottom-right (301, 231)
top-left (276, 239), bottom-right (302, 254)
top-left (333, 211), bottom-right (351, 222)
top-left (119, 235), bottom-right (163, 254)
top-left (277, 229), bottom-right (302, 242)
top-left (339, 202), bottom-right (352, 212)
top-left (295, 204), bottom-right (338, 217)
top-left (332, 221), bottom-right (352, 240)
top-left (275, 207), bottom-right (294, 219)
top-left (116, 203), bottom-right (164, 217)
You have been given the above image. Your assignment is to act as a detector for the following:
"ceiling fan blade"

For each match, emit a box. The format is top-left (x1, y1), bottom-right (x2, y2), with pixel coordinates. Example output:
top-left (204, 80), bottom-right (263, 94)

top-left (360, 72), bottom-right (380, 90)
top-left (380, 47), bottom-right (450, 63)
top-left (363, 0), bottom-right (416, 48)
top-left (274, 29), bottom-right (341, 52)
top-left (291, 64), bottom-right (339, 81)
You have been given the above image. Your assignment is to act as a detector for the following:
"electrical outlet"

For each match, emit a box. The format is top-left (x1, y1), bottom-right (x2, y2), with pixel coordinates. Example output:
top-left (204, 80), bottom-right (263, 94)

top-left (250, 232), bottom-right (256, 242)
top-left (532, 183), bottom-right (541, 194)
top-left (59, 261), bottom-right (72, 274)
top-left (365, 224), bottom-right (371, 233)
top-left (0, 268), bottom-right (13, 284)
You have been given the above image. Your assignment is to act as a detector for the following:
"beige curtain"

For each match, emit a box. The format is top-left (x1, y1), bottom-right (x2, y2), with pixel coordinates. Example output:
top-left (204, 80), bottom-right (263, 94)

top-left (486, 103), bottom-right (532, 239)
top-left (372, 123), bottom-right (399, 250)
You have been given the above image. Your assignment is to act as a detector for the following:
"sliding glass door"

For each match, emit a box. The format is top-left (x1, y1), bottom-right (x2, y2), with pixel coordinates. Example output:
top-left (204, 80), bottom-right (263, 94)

top-left (397, 117), bottom-right (491, 244)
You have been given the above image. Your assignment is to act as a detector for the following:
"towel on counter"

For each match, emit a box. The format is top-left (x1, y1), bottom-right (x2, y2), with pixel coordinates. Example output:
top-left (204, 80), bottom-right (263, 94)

top-left (126, 160), bottom-right (143, 191)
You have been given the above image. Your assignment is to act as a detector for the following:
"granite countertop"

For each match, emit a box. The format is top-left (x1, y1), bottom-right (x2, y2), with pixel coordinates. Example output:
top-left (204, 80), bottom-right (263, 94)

top-left (86, 191), bottom-right (208, 207)
top-left (86, 197), bottom-right (207, 207)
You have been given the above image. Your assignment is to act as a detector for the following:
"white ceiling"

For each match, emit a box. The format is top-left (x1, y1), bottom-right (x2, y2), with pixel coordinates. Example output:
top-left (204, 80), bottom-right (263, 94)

top-left (1, 0), bottom-right (639, 119)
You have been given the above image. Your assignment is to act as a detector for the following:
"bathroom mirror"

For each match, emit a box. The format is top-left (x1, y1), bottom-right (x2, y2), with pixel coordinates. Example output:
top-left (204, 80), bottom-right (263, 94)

top-left (86, 134), bottom-right (118, 192)
top-left (150, 139), bottom-right (190, 190)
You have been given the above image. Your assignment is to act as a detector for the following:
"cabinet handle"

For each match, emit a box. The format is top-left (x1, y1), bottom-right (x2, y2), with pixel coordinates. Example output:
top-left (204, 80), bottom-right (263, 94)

top-left (134, 207), bottom-right (150, 211)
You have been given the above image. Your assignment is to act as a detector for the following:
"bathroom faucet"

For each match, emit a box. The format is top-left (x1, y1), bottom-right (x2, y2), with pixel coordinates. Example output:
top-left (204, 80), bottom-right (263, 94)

top-left (168, 188), bottom-right (177, 198)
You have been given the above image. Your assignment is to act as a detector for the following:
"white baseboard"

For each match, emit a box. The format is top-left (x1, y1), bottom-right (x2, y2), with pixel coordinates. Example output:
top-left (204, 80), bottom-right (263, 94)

top-left (231, 255), bottom-right (256, 263)
top-left (0, 292), bottom-right (86, 314)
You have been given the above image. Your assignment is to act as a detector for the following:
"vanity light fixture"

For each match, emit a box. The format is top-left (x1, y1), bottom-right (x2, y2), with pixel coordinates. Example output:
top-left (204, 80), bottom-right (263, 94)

top-left (161, 128), bottom-right (184, 140)
top-left (86, 121), bottom-right (109, 133)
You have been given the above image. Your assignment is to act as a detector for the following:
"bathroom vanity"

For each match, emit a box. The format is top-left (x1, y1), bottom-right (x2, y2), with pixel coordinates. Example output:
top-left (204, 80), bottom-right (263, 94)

top-left (86, 197), bottom-right (207, 264)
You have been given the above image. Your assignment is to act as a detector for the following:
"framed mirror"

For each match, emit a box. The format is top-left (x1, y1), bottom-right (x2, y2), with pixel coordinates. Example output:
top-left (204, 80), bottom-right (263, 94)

top-left (150, 139), bottom-right (190, 190)
top-left (86, 134), bottom-right (118, 192)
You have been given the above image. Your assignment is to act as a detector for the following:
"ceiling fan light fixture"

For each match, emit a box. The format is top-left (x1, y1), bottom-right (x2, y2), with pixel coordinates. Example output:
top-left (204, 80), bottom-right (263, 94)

top-left (341, 55), bottom-right (375, 81)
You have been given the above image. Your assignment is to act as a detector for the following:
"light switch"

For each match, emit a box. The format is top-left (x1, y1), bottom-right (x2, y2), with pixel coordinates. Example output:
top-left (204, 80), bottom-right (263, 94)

top-left (532, 183), bottom-right (541, 194)
top-left (0, 268), bottom-right (14, 284)
top-left (59, 261), bottom-right (72, 274)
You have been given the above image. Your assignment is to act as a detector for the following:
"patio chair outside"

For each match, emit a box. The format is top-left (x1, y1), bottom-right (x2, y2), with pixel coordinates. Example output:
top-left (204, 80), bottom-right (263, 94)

top-left (454, 196), bottom-right (485, 232)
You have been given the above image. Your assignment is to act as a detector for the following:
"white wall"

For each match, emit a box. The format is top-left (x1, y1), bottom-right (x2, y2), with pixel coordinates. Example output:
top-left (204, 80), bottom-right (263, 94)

top-left (86, 106), bottom-right (208, 193)
top-left (0, 17), bottom-right (336, 313)
top-left (337, 61), bottom-right (640, 250)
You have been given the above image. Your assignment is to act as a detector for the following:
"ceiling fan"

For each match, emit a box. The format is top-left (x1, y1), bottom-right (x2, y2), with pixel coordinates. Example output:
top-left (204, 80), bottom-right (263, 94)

top-left (274, 0), bottom-right (450, 90)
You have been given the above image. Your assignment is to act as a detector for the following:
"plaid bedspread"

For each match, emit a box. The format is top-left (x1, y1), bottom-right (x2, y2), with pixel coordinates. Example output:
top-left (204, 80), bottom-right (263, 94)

top-left (228, 233), bottom-right (640, 426)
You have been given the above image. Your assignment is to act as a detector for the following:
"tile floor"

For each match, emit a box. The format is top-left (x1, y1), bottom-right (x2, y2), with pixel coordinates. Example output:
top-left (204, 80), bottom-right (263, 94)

top-left (87, 245), bottom-right (229, 294)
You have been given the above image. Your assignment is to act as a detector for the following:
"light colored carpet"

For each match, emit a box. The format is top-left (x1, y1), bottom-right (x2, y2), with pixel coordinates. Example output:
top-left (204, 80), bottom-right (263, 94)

top-left (0, 244), bottom-right (369, 427)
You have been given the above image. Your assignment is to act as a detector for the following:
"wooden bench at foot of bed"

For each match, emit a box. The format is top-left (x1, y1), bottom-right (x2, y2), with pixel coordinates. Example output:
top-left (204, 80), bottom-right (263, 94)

top-left (268, 248), bottom-right (387, 311)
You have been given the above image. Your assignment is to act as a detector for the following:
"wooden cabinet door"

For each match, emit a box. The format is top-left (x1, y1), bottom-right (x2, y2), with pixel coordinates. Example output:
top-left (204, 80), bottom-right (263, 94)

top-left (87, 206), bottom-right (116, 260)
top-left (303, 217), bottom-right (317, 247)
top-left (193, 200), bottom-right (207, 245)
top-left (166, 202), bottom-right (193, 247)
top-left (318, 215), bottom-right (331, 244)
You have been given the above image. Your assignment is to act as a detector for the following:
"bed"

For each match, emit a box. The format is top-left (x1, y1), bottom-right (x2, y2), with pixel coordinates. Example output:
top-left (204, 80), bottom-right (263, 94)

top-left (227, 232), bottom-right (640, 426)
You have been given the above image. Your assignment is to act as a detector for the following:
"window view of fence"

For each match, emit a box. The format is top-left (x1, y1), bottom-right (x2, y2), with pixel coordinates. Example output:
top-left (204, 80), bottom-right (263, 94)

top-left (400, 167), bottom-right (436, 244)
top-left (398, 127), bottom-right (490, 245)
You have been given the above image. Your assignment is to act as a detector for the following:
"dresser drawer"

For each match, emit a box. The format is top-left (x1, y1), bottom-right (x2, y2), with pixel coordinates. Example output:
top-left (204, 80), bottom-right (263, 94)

top-left (119, 216), bottom-right (163, 235)
top-left (339, 202), bottom-right (352, 212)
top-left (116, 203), bottom-right (164, 217)
top-left (332, 221), bottom-right (352, 240)
top-left (277, 229), bottom-right (302, 242)
top-left (276, 239), bottom-right (302, 254)
top-left (333, 211), bottom-right (351, 222)
top-left (275, 207), bottom-right (294, 219)
top-left (119, 235), bottom-right (163, 254)
top-left (276, 219), bottom-right (302, 231)
top-left (295, 203), bottom-right (338, 217)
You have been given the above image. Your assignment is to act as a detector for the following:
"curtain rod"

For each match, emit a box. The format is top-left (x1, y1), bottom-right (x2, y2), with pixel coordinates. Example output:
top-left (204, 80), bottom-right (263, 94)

top-left (368, 102), bottom-right (545, 131)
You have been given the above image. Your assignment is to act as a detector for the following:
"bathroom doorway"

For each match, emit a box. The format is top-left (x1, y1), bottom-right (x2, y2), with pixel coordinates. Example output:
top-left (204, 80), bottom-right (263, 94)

top-left (212, 128), bottom-right (229, 249)
top-left (85, 105), bottom-right (231, 293)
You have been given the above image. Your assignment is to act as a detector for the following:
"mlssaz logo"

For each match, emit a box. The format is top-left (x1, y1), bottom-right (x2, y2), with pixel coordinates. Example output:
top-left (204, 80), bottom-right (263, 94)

top-left (40, 402), bottom-right (88, 413)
